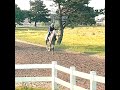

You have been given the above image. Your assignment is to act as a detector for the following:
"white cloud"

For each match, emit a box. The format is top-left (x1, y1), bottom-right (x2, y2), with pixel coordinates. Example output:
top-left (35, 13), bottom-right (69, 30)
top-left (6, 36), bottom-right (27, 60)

top-left (88, 0), bottom-right (105, 9)
top-left (15, 0), bottom-right (30, 10)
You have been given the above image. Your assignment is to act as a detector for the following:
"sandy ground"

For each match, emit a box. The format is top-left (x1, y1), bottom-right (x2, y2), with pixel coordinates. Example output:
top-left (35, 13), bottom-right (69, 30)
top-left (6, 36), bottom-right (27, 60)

top-left (15, 40), bottom-right (105, 90)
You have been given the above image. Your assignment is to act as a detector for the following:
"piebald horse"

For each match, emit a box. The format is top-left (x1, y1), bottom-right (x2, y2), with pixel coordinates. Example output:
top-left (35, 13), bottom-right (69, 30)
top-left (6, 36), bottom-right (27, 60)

top-left (45, 30), bottom-right (57, 54)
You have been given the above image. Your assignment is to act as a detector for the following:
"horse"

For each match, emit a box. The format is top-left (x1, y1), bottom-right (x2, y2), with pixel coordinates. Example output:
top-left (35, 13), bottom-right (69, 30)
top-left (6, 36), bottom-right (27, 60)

top-left (45, 30), bottom-right (57, 54)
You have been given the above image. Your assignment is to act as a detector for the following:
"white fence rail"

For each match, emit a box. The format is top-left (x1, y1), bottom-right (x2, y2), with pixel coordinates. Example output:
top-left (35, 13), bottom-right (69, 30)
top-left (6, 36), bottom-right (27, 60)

top-left (15, 61), bottom-right (105, 90)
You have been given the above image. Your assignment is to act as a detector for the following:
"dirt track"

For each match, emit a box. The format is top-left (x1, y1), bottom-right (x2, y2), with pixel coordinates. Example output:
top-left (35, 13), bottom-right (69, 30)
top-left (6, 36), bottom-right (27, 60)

top-left (15, 40), bottom-right (105, 90)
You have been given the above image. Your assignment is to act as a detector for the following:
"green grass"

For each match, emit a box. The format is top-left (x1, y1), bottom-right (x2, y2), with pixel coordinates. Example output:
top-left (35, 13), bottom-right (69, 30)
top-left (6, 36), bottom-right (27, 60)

top-left (15, 87), bottom-right (50, 90)
top-left (15, 26), bottom-right (105, 56)
top-left (15, 27), bottom-right (48, 31)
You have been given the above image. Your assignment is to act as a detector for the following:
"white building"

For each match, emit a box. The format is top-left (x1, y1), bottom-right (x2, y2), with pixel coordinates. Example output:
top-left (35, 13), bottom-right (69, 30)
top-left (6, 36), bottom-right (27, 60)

top-left (95, 14), bottom-right (105, 26)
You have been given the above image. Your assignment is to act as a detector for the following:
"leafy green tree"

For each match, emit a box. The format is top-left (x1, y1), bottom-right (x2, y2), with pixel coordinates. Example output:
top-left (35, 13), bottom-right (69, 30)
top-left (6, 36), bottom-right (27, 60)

top-left (21, 10), bottom-right (30, 19)
top-left (30, 0), bottom-right (50, 27)
top-left (95, 8), bottom-right (105, 15)
top-left (15, 4), bottom-right (25, 25)
top-left (21, 10), bottom-right (32, 23)
top-left (51, 0), bottom-right (99, 44)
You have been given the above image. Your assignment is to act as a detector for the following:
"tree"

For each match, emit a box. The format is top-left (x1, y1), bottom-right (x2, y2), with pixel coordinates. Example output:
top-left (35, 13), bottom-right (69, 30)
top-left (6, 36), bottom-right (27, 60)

top-left (95, 8), bottom-right (105, 15)
top-left (15, 4), bottom-right (26, 25)
top-left (21, 10), bottom-right (30, 19)
top-left (30, 0), bottom-right (50, 27)
top-left (50, 0), bottom-right (99, 44)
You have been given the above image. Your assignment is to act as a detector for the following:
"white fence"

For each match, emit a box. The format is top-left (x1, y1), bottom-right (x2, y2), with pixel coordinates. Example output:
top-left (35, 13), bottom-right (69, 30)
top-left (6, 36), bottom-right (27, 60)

top-left (15, 61), bottom-right (105, 90)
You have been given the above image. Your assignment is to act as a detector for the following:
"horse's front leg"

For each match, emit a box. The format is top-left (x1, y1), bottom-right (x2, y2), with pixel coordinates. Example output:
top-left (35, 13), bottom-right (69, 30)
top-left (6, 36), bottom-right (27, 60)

top-left (51, 45), bottom-right (54, 55)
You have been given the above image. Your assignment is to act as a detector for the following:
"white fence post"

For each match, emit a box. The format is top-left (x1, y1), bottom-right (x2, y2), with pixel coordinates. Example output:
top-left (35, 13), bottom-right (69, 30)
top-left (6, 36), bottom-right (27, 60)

top-left (90, 71), bottom-right (97, 90)
top-left (16, 62), bottom-right (105, 90)
top-left (70, 66), bottom-right (76, 90)
top-left (52, 61), bottom-right (57, 90)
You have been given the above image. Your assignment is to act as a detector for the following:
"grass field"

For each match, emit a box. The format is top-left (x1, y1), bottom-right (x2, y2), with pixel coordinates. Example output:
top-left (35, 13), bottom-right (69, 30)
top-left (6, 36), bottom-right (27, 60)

top-left (16, 87), bottom-right (50, 90)
top-left (15, 26), bottom-right (105, 56)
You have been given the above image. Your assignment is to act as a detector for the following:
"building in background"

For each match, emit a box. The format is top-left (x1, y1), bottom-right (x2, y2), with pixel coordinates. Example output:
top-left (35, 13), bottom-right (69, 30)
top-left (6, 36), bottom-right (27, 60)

top-left (95, 14), bottom-right (105, 26)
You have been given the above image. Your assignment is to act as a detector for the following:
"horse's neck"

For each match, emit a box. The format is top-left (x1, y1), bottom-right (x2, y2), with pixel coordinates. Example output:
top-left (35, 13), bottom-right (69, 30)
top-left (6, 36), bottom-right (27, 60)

top-left (52, 30), bottom-right (56, 35)
top-left (51, 30), bottom-right (56, 36)
top-left (49, 30), bottom-right (55, 41)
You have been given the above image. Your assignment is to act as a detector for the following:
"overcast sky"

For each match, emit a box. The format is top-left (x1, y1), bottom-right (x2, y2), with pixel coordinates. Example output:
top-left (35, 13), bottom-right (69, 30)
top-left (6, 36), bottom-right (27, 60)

top-left (15, 0), bottom-right (105, 11)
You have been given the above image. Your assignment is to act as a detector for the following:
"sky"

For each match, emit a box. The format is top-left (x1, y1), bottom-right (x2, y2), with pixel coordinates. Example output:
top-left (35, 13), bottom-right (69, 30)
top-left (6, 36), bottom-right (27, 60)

top-left (15, 0), bottom-right (105, 11)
